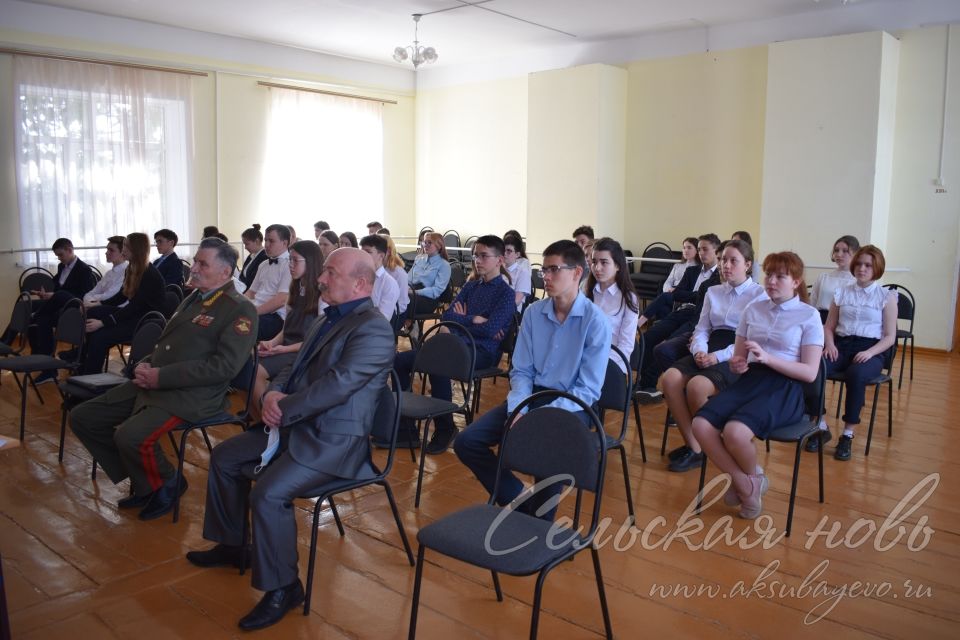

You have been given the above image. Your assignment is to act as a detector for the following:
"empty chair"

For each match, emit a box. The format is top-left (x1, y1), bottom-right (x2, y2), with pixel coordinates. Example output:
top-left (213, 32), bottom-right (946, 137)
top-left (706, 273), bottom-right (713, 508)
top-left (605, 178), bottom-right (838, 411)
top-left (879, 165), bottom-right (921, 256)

top-left (0, 304), bottom-right (86, 440)
top-left (401, 321), bottom-right (476, 507)
top-left (630, 242), bottom-right (676, 304)
top-left (886, 284), bottom-right (915, 388)
top-left (408, 390), bottom-right (613, 640)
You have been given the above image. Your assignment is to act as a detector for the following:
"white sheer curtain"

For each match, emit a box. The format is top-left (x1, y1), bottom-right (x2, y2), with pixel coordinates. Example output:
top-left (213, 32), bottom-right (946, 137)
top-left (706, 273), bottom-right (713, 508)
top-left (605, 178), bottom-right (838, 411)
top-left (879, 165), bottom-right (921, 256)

top-left (260, 87), bottom-right (383, 236)
top-left (13, 56), bottom-right (194, 264)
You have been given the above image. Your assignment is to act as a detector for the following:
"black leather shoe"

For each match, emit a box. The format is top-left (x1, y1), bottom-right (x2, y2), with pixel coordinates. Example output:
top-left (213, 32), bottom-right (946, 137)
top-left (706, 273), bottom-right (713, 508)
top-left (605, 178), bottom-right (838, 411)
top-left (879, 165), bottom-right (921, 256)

top-left (137, 475), bottom-right (188, 521)
top-left (805, 430), bottom-right (832, 453)
top-left (238, 579), bottom-right (305, 631)
top-left (667, 445), bottom-right (691, 462)
top-left (186, 543), bottom-right (251, 569)
top-left (668, 449), bottom-right (704, 473)
top-left (425, 427), bottom-right (456, 455)
top-left (117, 491), bottom-right (153, 510)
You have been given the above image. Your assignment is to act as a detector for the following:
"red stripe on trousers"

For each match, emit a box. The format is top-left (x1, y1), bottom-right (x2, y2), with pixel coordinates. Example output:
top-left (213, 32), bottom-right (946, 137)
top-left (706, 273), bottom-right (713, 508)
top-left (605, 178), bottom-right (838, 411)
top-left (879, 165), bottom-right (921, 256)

top-left (139, 416), bottom-right (184, 491)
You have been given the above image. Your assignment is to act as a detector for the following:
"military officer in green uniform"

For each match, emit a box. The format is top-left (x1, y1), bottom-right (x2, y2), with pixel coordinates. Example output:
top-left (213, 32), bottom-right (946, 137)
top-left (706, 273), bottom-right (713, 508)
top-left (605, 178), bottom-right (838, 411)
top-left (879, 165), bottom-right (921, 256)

top-left (71, 237), bottom-right (258, 521)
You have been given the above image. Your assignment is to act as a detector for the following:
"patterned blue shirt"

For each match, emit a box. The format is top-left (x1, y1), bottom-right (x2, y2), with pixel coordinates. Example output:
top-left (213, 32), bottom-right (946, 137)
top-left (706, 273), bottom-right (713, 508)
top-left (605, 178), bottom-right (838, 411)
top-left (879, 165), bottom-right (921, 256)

top-left (442, 276), bottom-right (516, 356)
top-left (508, 292), bottom-right (611, 413)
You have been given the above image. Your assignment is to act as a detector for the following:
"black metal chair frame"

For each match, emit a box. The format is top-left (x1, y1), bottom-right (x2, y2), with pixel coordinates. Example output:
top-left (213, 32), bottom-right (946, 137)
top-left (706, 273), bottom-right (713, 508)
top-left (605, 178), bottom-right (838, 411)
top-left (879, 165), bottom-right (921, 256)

top-left (529, 262), bottom-right (544, 299)
top-left (885, 284), bottom-right (915, 388)
top-left (829, 343), bottom-right (897, 456)
top-left (441, 229), bottom-right (461, 250)
top-left (237, 371), bottom-right (415, 615)
top-left (408, 390), bottom-right (613, 640)
top-left (18, 266), bottom-right (55, 293)
top-left (402, 321), bottom-right (476, 508)
top-left (597, 345), bottom-right (638, 524)
top-left (470, 313), bottom-right (520, 418)
top-left (0, 303), bottom-right (86, 440)
top-left (695, 359), bottom-right (827, 538)
top-left (168, 348), bottom-right (259, 523)
top-left (627, 334), bottom-right (649, 463)
top-left (0, 292), bottom-right (34, 359)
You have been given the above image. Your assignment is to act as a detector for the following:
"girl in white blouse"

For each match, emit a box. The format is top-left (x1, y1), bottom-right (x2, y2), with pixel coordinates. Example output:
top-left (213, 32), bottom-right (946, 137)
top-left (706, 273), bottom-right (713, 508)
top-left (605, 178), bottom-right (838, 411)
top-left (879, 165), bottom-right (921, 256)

top-left (810, 235), bottom-right (860, 321)
top-left (692, 252), bottom-right (824, 519)
top-left (503, 233), bottom-right (532, 311)
top-left (660, 240), bottom-right (767, 473)
top-left (585, 238), bottom-right (640, 373)
top-left (662, 237), bottom-right (700, 292)
top-left (817, 245), bottom-right (898, 461)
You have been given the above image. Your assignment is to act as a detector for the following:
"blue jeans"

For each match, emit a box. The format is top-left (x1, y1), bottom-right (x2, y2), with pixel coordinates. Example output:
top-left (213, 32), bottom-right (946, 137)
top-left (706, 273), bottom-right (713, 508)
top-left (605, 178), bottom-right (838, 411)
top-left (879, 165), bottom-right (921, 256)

top-left (394, 347), bottom-right (498, 432)
top-left (454, 401), bottom-right (591, 521)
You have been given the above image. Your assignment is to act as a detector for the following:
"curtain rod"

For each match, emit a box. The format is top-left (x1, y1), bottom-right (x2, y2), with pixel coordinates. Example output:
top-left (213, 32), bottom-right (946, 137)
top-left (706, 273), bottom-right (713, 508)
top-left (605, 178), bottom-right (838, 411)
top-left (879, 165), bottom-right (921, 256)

top-left (0, 47), bottom-right (208, 77)
top-left (257, 81), bottom-right (397, 105)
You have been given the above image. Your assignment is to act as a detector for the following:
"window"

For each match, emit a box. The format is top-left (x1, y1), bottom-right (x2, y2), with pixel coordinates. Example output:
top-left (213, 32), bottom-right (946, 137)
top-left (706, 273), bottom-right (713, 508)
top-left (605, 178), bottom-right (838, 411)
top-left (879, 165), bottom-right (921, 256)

top-left (260, 86), bottom-right (383, 236)
top-left (14, 56), bottom-right (194, 264)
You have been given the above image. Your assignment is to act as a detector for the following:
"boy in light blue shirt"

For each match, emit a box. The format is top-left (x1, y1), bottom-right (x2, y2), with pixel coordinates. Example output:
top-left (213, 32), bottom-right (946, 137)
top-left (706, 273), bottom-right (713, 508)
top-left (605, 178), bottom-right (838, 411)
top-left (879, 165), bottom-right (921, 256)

top-left (454, 239), bottom-right (610, 520)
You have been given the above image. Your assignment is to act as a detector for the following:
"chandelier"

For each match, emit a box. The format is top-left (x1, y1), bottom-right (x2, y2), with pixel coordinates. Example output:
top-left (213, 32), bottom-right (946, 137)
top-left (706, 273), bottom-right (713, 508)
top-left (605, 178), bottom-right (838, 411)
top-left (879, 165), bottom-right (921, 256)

top-left (393, 14), bottom-right (437, 69)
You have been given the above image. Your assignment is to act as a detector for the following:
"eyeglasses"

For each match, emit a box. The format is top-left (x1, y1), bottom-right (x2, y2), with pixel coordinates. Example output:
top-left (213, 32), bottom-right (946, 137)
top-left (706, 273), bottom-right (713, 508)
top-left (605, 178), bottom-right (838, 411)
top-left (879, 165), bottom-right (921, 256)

top-left (472, 253), bottom-right (496, 261)
top-left (540, 265), bottom-right (577, 276)
top-left (289, 257), bottom-right (306, 264)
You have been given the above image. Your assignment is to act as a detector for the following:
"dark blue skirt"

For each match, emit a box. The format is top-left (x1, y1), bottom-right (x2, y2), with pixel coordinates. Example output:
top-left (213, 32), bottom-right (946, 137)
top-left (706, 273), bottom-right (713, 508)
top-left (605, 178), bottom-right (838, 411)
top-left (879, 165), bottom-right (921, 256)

top-left (696, 364), bottom-right (805, 438)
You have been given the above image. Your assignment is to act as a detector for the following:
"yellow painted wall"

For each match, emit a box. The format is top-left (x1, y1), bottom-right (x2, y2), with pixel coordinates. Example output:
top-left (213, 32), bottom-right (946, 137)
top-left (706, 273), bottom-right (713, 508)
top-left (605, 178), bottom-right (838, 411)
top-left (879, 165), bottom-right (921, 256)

top-left (414, 75), bottom-right (528, 244)
top-left (623, 47), bottom-right (768, 255)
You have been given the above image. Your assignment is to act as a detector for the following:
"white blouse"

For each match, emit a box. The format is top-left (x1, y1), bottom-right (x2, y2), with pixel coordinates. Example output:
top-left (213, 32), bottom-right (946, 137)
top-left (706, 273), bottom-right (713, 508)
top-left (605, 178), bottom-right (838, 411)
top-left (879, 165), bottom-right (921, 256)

top-left (737, 296), bottom-right (824, 364)
top-left (833, 281), bottom-right (896, 340)
top-left (591, 283), bottom-right (639, 372)
top-left (663, 260), bottom-right (697, 292)
top-left (690, 279), bottom-right (768, 362)
top-left (810, 269), bottom-right (856, 311)
top-left (386, 266), bottom-right (409, 313)
top-left (506, 258), bottom-right (532, 311)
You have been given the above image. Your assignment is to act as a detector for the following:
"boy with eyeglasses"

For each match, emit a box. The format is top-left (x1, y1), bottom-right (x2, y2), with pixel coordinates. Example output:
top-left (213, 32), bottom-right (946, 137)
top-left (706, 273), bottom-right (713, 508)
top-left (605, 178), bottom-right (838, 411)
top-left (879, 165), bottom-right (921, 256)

top-left (385, 235), bottom-right (515, 454)
top-left (454, 239), bottom-right (610, 520)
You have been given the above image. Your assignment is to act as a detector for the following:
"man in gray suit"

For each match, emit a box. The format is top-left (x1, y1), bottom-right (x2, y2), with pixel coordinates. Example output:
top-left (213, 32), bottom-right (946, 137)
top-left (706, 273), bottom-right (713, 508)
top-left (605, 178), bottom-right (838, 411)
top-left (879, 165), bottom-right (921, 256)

top-left (186, 248), bottom-right (395, 631)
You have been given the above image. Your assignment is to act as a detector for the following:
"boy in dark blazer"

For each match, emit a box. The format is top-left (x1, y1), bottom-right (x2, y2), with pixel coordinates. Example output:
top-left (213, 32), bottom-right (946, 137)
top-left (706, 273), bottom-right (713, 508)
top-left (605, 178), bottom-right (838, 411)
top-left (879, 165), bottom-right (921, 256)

top-left (153, 228), bottom-right (184, 287)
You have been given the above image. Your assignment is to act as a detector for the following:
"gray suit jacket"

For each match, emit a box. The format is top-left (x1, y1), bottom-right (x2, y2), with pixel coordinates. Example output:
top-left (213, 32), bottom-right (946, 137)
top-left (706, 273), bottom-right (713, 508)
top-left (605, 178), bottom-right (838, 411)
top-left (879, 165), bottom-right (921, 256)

top-left (269, 298), bottom-right (394, 480)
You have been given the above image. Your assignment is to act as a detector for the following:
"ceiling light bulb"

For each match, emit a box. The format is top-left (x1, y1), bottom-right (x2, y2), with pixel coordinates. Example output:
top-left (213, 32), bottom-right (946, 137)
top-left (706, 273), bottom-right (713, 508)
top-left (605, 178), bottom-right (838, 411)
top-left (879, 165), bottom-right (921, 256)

top-left (422, 47), bottom-right (438, 64)
top-left (393, 47), bottom-right (409, 62)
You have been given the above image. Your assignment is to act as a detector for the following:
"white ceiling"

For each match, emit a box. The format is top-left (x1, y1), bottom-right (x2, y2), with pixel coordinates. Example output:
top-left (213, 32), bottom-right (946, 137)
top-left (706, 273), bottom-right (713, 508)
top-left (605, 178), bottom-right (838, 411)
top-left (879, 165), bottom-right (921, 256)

top-left (17, 0), bottom-right (897, 68)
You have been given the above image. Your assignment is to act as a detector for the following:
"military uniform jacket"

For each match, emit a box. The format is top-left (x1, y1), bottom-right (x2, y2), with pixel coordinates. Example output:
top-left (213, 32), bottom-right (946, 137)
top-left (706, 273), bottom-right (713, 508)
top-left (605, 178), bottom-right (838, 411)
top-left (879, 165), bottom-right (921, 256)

top-left (135, 280), bottom-right (258, 422)
top-left (269, 299), bottom-right (394, 480)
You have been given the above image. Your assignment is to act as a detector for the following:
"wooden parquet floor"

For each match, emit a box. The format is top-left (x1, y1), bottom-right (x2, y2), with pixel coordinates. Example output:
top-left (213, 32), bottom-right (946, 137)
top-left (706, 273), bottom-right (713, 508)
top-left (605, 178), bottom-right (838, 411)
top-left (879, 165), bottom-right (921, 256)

top-left (1, 348), bottom-right (958, 639)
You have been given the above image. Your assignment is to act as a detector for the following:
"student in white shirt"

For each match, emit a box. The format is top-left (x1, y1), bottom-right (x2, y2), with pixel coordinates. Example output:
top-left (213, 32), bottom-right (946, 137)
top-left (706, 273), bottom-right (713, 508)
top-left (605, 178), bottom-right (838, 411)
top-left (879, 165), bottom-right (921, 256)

top-left (359, 234), bottom-right (401, 324)
top-left (585, 237), bottom-right (639, 373)
top-left (383, 236), bottom-right (409, 315)
top-left (83, 235), bottom-right (128, 308)
top-left (244, 224), bottom-right (292, 340)
top-left (810, 235), bottom-right (860, 321)
top-left (503, 233), bottom-right (532, 311)
top-left (662, 237), bottom-right (700, 292)
top-left (813, 245), bottom-right (898, 461)
top-left (660, 240), bottom-right (767, 473)
top-left (692, 252), bottom-right (824, 520)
